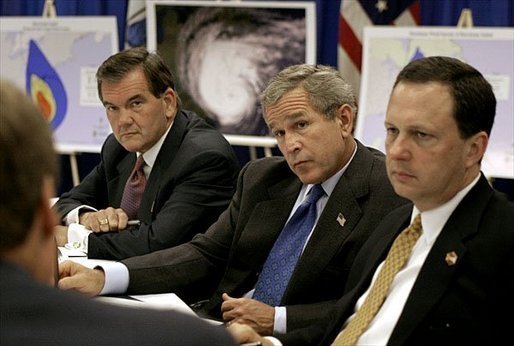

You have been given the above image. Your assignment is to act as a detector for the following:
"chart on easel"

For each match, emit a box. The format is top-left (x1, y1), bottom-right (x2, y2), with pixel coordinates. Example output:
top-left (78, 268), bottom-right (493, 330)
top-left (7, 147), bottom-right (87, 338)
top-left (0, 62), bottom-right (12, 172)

top-left (0, 16), bottom-right (118, 154)
top-left (0, 1), bottom-right (118, 185)
top-left (357, 25), bottom-right (514, 179)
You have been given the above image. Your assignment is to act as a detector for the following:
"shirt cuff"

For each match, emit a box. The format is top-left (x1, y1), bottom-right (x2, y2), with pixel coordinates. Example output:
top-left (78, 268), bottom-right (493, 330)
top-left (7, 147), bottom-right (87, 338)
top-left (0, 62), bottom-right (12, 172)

top-left (273, 306), bottom-right (287, 335)
top-left (263, 336), bottom-right (283, 346)
top-left (65, 205), bottom-right (97, 225)
top-left (98, 261), bottom-right (130, 295)
top-left (67, 223), bottom-right (91, 254)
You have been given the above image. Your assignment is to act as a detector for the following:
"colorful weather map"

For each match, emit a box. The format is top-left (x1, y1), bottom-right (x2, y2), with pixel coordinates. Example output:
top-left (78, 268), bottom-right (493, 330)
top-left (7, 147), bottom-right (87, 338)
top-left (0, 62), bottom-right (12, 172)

top-left (0, 17), bottom-right (118, 153)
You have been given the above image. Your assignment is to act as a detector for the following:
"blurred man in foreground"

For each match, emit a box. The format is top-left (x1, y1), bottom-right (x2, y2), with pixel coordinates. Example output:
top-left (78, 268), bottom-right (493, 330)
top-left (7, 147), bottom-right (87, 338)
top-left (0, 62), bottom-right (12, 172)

top-left (0, 80), bottom-right (236, 346)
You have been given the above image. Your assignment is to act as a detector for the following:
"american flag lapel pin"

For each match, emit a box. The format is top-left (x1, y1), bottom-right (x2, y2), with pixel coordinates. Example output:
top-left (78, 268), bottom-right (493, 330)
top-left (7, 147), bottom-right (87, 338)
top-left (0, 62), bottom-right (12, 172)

top-left (336, 213), bottom-right (346, 227)
top-left (445, 251), bottom-right (458, 266)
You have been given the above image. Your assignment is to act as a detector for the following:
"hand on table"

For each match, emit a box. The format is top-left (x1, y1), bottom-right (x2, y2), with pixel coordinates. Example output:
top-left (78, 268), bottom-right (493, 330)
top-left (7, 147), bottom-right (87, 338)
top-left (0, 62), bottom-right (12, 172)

top-left (79, 208), bottom-right (129, 232)
top-left (226, 322), bottom-right (272, 346)
top-left (58, 260), bottom-right (105, 297)
top-left (221, 293), bottom-right (275, 335)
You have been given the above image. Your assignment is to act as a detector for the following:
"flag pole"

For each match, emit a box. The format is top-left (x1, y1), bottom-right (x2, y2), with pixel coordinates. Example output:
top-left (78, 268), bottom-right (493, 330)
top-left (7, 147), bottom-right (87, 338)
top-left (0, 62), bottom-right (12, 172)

top-left (42, 0), bottom-right (57, 18)
top-left (457, 8), bottom-right (474, 28)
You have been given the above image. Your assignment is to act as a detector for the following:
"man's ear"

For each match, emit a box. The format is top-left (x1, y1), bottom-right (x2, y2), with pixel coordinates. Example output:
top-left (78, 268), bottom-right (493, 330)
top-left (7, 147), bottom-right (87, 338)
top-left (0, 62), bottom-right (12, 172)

top-left (162, 87), bottom-right (178, 121)
top-left (336, 104), bottom-right (354, 138)
top-left (465, 131), bottom-right (489, 168)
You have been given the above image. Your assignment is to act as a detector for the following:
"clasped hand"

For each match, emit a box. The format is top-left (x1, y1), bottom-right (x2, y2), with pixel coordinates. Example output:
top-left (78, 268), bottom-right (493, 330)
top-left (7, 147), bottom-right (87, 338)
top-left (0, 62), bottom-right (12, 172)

top-left (221, 293), bottom-right (275, 335)
top-left (80, 208), bottom-right (129, 232)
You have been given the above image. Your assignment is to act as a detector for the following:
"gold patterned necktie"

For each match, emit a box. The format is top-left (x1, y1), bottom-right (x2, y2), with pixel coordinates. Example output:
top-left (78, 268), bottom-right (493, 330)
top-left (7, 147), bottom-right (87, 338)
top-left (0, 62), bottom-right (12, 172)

top-left (332, 214), bottom-right (422, 346)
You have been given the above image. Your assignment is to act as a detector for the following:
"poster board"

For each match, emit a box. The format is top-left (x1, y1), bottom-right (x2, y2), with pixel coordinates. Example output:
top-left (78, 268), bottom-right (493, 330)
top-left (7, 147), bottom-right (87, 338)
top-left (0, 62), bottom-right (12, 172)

top-left (356, 27), bottom-right (514, 179)
top-left (0, 17), bottom-right (118, 153)
top-left (146, 0), bottom-right (316, 147)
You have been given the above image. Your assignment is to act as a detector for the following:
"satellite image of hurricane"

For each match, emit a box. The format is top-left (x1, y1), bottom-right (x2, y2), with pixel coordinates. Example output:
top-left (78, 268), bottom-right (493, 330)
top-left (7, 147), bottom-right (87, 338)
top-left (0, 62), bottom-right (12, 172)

top-left (160, 6), bottom-right (307, 136)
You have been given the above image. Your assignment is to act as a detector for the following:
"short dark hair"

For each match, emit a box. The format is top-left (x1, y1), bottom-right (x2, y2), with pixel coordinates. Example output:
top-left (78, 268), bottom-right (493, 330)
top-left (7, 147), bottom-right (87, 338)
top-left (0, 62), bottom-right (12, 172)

top-left (394, 56), bottom-right (496, 138)
top-left (96, 47), bottom-right (182, 109)
top-left (0, 80), bottom-right (58, 252)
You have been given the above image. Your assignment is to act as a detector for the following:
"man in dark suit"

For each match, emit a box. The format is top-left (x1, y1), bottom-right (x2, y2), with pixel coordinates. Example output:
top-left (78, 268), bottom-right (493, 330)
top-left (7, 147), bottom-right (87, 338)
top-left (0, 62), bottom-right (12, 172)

top-left (58, 64), bottom-right (407, 337)
top-left (54, 47), bottom-right (240, 260)
top-left (0, 80), bottom-right (236, 346)
top-left (228, 57), bottom-right (514, 345)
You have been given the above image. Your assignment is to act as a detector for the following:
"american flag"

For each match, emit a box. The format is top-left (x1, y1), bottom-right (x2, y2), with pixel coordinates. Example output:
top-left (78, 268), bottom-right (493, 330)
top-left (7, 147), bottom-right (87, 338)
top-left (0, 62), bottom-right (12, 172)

top-left (125, 0), bottom-right (146, 48)
top-left (338, 0), bottom-right (420, 97)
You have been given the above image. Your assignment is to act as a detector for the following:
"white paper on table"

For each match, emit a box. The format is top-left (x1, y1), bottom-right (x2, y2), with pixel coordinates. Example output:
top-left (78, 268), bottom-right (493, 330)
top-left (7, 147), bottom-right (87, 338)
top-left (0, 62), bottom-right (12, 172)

top-left (95, 293), bottom-right (196, 317)
top-left (59, 246), bottom-right (87, 259)
top-left (130, 293), bottom-right (196, 316)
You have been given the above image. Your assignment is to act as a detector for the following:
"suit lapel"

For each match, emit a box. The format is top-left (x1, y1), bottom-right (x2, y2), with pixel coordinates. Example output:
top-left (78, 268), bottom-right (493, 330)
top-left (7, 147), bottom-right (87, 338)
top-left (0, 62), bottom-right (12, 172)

top-left (390, 175), bottom-right (493, 344)
top-left (137, 112), bottom-right (188, 220)
top-left (111, 153), bottom-right (136, 207)
top-left (320, 210), bottom-right (412, 345)
top-left (289, 176), bottom-right (362, 290)
top-left (285, 142), bottom-right (377, 299)
top-left (236, 176), bottom-right (302, 268)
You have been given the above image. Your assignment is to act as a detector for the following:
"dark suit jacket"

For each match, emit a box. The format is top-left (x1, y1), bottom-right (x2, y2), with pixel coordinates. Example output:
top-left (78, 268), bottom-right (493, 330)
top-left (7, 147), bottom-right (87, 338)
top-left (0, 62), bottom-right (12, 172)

top-left (54, 110), bottom-right (240, 260)
top-left (283, 174), bottom-right (514, 345)
top-left (122, 140), bottom-right (408, 333)
top-left (0, 260), bottom-right (236, 346)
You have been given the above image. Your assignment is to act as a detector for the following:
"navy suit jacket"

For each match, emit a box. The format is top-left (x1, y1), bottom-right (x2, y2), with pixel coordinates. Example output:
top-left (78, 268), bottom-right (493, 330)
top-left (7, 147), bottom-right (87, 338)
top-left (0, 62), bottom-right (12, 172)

top-left (0, 260), bottom-right (236, 346)
top-left (122, 140), bottom-right (408, 333)
top-left (282, 174), bottom-right (514, 345)
top-left (54, 110), bottom-right (240, 260)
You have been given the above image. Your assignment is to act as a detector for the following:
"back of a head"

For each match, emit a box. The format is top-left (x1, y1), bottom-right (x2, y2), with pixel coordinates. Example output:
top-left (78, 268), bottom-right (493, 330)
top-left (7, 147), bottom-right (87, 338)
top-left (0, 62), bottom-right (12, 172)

top-left (394, 56), bottom-right (496, 138)
top-left (260, 64), bottom-right (358, 121)
top-left (0, 80), bottom-right (57, 253)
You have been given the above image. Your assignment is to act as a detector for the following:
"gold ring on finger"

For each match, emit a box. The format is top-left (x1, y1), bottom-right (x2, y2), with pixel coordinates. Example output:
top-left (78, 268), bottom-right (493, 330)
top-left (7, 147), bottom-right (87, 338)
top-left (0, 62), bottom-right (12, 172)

top-left (99, 218), bottom-right (109, 225)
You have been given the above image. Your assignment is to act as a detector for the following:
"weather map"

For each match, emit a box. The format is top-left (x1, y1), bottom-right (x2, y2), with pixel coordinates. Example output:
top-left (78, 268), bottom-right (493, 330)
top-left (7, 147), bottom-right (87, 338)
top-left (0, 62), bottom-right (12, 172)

top-left (0, 17), bottom-right (118, 153)
top-left (357, 27), bottom-right (514, 178)
top-left (147, 1), bottom-right (316, 138)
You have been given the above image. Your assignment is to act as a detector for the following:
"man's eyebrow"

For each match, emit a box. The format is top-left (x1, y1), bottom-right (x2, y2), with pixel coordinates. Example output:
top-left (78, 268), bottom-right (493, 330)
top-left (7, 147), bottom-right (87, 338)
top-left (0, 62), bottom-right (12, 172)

top-left (103, 93), bottom-right (145, 107)
top-left (277, 112), bottom-right (307, 124)
top-left (268, 112), bottom-right (304, 127)
top-left (127, 93), bottom-right (144, 102)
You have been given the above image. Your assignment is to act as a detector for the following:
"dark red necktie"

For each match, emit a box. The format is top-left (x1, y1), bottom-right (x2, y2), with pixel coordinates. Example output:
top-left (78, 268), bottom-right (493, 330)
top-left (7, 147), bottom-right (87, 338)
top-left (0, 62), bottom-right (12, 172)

top-left (120, 155), bottom-right (147, 220)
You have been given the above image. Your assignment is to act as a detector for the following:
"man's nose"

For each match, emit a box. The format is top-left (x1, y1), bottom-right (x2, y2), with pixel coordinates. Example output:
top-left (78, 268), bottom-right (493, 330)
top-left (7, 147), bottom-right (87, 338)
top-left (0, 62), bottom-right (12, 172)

top-left (387, 135), bottom-right (411, 160)
top-left (283, 133), bottom-right (301, 154)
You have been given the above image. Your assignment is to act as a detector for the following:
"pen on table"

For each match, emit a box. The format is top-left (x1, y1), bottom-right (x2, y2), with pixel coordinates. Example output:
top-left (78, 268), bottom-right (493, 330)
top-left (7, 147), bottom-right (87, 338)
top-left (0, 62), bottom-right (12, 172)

top-left (127, 220), bottom-right (141, 226)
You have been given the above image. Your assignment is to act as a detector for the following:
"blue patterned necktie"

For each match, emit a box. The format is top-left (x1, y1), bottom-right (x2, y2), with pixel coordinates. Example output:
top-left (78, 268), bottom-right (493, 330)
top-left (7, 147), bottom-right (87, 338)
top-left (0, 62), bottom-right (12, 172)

top-left (253, 184), bottom-right (326, 306)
